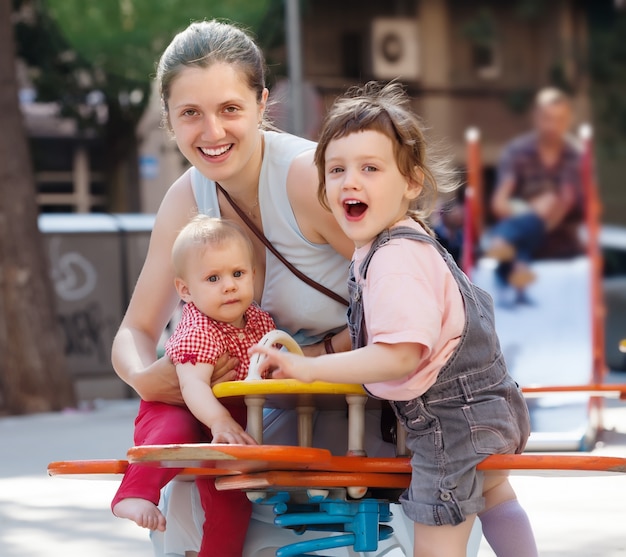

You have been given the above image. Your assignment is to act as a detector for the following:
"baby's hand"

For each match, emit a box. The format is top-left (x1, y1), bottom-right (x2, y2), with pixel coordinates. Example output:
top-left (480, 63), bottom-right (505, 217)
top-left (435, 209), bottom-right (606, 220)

top-left (249, 345), bottom-right (314, 383)
top-left (210, 417), bottom-right (257, 445)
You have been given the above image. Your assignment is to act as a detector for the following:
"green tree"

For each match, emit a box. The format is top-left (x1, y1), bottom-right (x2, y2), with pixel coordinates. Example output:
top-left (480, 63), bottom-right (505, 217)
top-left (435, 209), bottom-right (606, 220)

top-left (587, 2), bottom-right (626, 149)
top-left (586, 0), bottom-right (626, 223)
top-left (1, 0), bottom-right (76, 414)
top-left (18, 0), bottom-right (278, 211)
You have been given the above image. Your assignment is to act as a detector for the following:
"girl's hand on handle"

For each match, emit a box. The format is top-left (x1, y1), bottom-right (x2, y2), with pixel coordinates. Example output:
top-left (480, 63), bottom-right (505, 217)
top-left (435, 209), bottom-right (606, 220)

top-left (210, 416), bottom-right (258, 445)
top-left (249, 345), bottom-right (314, 383)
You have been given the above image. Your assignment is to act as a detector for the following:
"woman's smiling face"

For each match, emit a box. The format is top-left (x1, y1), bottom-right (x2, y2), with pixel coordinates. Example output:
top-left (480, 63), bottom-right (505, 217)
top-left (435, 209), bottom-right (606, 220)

top-left (324, 129), bottom-right (420, 247)
top-left (168, 62), bottom-right (267, 186)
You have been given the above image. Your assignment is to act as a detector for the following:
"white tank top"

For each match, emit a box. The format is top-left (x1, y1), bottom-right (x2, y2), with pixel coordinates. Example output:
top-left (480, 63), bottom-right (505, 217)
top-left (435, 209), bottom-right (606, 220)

top-left (191, 130), bottom-right (350, 346)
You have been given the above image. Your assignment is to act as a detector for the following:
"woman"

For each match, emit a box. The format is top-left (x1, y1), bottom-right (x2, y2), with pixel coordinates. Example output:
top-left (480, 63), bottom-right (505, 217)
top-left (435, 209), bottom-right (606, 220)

top-left (112, 20), bottom-right (352, 403)
top-left (112, 20), bottom-right (475, 557)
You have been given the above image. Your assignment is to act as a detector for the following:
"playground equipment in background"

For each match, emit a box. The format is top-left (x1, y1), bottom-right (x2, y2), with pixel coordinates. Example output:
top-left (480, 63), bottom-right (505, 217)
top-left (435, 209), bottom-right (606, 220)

top-left (462, 125), bottom-right (608, 451)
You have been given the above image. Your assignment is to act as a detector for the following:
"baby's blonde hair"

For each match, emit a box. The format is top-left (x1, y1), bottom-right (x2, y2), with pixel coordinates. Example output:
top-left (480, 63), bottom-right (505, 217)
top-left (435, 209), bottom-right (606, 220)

top-left (314, 82), bottom-right (459, 233)
top-left (171, 215), bottom-right (254, 277)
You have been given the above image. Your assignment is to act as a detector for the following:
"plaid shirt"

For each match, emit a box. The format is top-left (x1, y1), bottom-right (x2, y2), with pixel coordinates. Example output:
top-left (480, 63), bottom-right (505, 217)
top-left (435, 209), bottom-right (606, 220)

top-left (497, 131), bottom-right (582, 204)
top-left (496, 131), bottom-right (584, 258)
top-left (165, 302), bottom-right (276, 380)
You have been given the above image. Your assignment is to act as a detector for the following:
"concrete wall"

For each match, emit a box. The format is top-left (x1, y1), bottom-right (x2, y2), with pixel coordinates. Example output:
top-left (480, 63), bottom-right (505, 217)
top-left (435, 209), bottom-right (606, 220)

top-left (136, 84), bottom-right (189, 214)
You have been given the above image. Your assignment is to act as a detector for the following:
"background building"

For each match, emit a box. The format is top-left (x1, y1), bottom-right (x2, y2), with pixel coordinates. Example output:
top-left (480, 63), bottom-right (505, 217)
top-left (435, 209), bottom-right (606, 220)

top-left (302, 0), bottom-right (589, 177)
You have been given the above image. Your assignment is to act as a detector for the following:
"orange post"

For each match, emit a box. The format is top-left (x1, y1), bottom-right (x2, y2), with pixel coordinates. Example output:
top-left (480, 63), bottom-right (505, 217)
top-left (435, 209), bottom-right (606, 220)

top-left (579, 124), bottom-right (606, 384)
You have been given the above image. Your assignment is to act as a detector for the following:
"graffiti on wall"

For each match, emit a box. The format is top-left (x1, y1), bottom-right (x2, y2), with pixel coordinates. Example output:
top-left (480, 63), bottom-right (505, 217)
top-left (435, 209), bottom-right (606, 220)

top-left (48, 237), bottom-right (118, 366)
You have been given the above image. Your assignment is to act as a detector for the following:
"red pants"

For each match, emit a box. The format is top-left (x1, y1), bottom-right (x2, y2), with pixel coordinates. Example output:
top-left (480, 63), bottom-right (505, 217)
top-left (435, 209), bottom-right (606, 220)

top-left (112, 400), bottom-right (251, 557)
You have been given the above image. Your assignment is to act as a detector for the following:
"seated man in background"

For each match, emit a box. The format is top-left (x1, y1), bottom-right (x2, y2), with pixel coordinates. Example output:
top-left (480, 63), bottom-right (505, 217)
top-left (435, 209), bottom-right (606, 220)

top-left (488, 87), bottom-right (584, 303)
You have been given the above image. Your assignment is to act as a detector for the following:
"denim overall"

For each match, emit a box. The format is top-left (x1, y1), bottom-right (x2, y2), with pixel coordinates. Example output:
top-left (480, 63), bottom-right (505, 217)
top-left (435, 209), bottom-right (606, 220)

top-left (347, 227), bottom-right (530, 526)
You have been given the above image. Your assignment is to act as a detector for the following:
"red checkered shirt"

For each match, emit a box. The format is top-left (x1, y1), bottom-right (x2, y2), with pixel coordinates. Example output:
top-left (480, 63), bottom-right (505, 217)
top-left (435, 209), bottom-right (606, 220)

top-left (165, 302), bottom-right (276, 380)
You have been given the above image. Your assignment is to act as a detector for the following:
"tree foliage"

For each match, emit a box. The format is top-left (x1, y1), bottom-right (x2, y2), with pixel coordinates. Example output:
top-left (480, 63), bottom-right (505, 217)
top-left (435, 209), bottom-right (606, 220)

top-left (586, 1), bottom-right (626, 153)
top-left (44, 0), bottom-right (275, 82)
top-left (14, 0), bottom-right (281, 211)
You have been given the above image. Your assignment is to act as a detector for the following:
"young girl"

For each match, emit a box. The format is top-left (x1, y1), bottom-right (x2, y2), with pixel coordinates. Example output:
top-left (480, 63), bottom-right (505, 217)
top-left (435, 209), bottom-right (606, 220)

top-left (113, 215), bottom-right (275, 552)
top-left (251, 82), bottom-right (538, 557)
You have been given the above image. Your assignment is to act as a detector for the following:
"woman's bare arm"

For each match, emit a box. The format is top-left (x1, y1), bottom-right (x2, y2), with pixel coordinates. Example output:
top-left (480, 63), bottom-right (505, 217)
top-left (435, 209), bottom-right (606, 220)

top-left (285, 150), bottom-right (353, 356)
top-left (112, 169), bottom-right (209, 403)
top-left (287, 150), bottom-right (355, 260)
top-left (301, 327), bottom-right (351, 357)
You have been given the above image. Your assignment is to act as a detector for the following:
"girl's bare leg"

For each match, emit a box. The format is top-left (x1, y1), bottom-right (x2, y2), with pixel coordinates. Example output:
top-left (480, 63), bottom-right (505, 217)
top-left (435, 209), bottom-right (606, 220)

top-left (479, 474), bottom-right (538, 557)
top-left (413, 515), bottom-right (476, 557)
top-left (482, 472), bottom-right (516, 510)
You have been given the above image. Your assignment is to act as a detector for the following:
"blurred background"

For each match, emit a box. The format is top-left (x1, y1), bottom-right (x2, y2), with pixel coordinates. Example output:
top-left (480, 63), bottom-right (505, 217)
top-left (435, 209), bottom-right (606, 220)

top-left (2, 0), bottom-right (626, 414)
top-left (3, 5), bottom-right (626, 557)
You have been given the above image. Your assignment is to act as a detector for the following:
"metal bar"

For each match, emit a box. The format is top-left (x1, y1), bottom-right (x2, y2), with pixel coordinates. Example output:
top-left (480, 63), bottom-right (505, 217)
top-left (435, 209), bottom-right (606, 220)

top-left (285, 0), bottom-right (304, 136)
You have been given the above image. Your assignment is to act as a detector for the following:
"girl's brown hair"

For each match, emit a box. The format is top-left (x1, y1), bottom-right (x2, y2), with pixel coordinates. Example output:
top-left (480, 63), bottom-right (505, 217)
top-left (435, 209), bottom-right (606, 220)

top-left (314, 82), bottom-right (459, 232)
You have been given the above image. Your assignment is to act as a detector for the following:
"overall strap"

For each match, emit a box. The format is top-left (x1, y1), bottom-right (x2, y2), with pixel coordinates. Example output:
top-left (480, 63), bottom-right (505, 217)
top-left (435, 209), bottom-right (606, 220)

top-left (217, 183), bottom-right (349, 307)
top-left (358, 226), bottom-right (445, 280)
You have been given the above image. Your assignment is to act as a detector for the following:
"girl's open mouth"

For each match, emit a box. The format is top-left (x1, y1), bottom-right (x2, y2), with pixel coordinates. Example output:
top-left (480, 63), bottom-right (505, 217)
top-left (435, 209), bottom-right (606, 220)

top-left (344, 200), bottom-right (368, 220)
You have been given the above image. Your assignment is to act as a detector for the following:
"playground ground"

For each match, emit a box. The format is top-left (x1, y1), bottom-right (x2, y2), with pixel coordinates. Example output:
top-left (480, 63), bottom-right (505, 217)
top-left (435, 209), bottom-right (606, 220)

top-left (1, 372), bottom-right (625, 557)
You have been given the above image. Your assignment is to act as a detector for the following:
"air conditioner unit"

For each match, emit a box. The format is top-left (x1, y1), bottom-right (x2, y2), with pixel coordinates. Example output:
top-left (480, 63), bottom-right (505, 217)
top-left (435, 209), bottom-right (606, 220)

top-left (371, 18), bottom-right (420, 81)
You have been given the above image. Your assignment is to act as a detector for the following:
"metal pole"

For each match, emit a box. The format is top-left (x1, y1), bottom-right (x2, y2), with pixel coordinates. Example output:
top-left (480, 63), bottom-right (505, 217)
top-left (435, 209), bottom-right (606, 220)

top-left (285, 0), bottom-right (304, 136)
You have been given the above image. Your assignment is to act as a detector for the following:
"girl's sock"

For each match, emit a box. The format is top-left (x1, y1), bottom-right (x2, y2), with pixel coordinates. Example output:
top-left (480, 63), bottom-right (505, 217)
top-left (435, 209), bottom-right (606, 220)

top-left (479, 499), bottom-right (538, 557)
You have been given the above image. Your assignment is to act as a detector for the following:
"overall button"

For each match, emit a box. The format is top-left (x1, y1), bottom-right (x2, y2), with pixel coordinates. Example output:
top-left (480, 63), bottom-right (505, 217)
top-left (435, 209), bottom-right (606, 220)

top-left (440, 492), bottom-right (452, 502)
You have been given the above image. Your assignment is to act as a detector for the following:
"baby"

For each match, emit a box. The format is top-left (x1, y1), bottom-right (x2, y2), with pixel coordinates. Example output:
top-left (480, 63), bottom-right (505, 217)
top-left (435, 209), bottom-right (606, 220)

top-left (112, 215), bottom-right (275, 543)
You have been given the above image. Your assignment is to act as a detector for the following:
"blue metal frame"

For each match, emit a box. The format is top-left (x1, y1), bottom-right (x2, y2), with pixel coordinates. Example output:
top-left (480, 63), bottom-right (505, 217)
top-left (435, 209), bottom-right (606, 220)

top-left (251, 492), bottom-right (395, 557)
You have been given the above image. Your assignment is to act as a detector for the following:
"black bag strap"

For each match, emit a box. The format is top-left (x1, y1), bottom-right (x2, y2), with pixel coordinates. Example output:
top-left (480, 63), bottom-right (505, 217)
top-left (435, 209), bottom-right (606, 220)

top-left (216, 183), bottom-right (349, 307)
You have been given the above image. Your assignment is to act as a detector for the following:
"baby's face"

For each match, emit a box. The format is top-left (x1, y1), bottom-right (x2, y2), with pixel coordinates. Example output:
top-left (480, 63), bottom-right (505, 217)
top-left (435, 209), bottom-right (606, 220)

top-left (179, 238), bottom-right (255, 327)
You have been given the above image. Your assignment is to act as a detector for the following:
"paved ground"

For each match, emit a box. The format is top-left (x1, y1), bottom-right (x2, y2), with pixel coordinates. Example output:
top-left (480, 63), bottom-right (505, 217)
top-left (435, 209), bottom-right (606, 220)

top-left (1, 373), bottom-right (625, 557)
top-left (478, 390), bottom-right (626, 557)
top-left (0, 398), bottom-right (152, 557)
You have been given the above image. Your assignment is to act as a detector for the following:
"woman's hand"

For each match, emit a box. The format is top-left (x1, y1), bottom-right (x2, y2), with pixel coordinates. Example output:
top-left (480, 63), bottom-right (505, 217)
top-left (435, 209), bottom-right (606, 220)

top-left (210, 352), bottom-right (239, 386)
top-left (129, 352), bottom-right (236, 405)
top-left (131, 356), bottom-right (185, 405)
top-left (301, 328), bottom-right (351, 357)
top-left (301, 342), bottom-right (326, 358)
